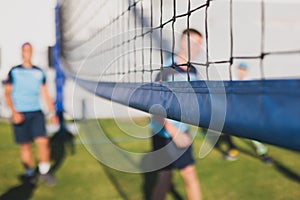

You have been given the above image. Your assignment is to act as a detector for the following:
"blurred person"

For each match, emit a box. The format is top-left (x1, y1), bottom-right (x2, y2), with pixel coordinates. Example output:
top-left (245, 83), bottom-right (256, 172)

top-left (216, 134), bottom-right (239, 161)
top-left (236, 62), bottom-right (272, 163)
top-left (218, 63), bottom-right (272, 162)
top-left (4, 42), bottom-right (58, 186)
top-left (151, 29), bottom-right (203, 200)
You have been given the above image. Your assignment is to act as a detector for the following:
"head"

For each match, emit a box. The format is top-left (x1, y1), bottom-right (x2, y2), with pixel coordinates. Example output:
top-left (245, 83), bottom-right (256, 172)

top-left (21, 42), bottom-right (32, 63)
top-left (237, 62), bottom-right (248, 80)
top-left (180, 28), bottom-right (203, 60)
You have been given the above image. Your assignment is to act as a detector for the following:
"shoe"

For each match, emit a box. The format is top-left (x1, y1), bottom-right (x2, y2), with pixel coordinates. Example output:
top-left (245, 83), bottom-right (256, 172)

top-left (39, 173), bottom-right (57, 186)
top-left (27, 175), bottom-right (37, 186)
top-left (18, 174), bottom-right (37, 187)
top-left (224, 149), bottom-right (238, 161)
top-left (224, 154), bottom-right (238, 161)
top-left (260, 154), bottom-right (272, 164)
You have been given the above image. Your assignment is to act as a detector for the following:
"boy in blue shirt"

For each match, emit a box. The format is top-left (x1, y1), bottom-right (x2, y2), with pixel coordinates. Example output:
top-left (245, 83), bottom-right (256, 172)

top-left (151, 29), bottom-right (203, 200)
top-left (4, 42), bottom-right (58, 186)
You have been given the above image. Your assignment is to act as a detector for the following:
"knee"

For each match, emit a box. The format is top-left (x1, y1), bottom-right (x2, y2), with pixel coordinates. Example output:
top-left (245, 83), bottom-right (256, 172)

top-left (180, 165), bottom-right (198, 183)
top-left (158, 170), bottom-right (173, 181)
top-left (35, 137), bottom-right (49, 146)
top-left (20, 143), bottom-right (32, 151)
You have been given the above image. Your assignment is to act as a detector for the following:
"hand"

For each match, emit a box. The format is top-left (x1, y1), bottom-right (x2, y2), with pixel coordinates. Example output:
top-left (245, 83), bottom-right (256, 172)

top-left (49, 115), bottom-right (59, 125)
top-left (12, 111), bottom-right (24, 124)
top-left (172, 132), bottom-right (192, 148)
top-left (47, 111), bottom-right (59, 125)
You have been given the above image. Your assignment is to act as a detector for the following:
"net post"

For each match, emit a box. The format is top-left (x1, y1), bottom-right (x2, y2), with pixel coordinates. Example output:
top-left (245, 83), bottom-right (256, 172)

top-left (171, 0), bottom-right (176, 82)
top-left (150, 0), bottom-right (153, 82)
top-left (260, 0), bottom-right (265, 80)
top-left (205, 0), bottom-right (211, 81)
top-left (229, 0), bottom-right (233, 81)
top-left (187, 0), bottom-right (191, 82)
top-left (159, 0), bottom-right (163, 82)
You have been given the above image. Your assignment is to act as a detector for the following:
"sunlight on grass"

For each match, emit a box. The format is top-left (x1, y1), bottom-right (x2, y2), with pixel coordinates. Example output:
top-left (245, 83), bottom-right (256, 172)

top-left (0, 120), bottom-right (300, 200)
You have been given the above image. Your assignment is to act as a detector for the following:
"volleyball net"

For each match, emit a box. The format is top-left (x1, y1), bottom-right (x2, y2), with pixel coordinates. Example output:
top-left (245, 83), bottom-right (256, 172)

top-left (58, 0), bottom-right (300, 156)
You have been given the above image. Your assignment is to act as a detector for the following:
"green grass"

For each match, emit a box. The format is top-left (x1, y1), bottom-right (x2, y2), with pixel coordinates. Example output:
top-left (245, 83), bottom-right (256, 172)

top-left (0, 119), bottom-right (300, 200)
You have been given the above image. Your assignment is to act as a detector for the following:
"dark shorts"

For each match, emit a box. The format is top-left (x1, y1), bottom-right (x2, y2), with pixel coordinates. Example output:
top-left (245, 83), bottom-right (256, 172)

top-left (152, 133), bottom-right (194, 170)
top-left (13, 111), bottom-right (47, 144)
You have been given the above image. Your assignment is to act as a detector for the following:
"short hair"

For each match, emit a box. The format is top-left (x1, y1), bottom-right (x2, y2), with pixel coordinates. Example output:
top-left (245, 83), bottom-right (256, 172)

top-left (22, 42), bottom-right (32, 49)
top-left (238, 62), bottom-right (248, 70)
top-left (182, 28), bottom-right (202, 38)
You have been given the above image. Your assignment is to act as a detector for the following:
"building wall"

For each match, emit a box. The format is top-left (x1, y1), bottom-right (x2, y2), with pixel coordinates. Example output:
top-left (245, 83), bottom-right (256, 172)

top-left (1, 0), bottom-right (300, 119)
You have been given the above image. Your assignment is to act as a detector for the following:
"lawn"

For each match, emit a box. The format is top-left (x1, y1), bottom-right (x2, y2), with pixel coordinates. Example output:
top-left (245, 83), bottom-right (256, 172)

top-left (0, 118), bottom-right (300, 200)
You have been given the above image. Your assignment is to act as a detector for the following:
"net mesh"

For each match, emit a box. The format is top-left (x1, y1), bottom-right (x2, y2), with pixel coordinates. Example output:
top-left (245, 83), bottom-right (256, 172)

top-left (60, 0), bottom-right (300, 82)
top-left (58, 0), bottom-right (300, 156)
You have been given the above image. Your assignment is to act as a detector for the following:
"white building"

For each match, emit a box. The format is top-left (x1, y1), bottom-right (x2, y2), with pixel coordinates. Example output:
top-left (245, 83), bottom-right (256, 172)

top-left (1, 0), bottom-right (300, 119)
top-left (0, 0), bottom-right (147, 119)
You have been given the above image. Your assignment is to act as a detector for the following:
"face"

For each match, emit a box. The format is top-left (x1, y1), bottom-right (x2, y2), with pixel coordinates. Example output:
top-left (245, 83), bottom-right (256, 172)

top-left (22, 44), bottom-right (32, 62)
top-left (238, 68), bottom-right (248, 80)
top-left (180, 32), bottom-right (203, 60)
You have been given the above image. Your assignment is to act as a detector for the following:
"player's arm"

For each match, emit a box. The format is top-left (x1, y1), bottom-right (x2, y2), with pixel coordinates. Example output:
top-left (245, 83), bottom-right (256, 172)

top-left (163, 119), bottom-right (192, 148)
top-left (4, 83), bottom-right (24, 124)
top-left (41, 84), bottom-right (58, 123)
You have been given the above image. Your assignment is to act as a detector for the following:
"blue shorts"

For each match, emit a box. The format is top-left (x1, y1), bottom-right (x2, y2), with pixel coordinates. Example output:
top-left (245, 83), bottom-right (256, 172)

top-left (152, 133), bottom-right (195, 170)
top-left (13, 111), bottom-right (47, 144)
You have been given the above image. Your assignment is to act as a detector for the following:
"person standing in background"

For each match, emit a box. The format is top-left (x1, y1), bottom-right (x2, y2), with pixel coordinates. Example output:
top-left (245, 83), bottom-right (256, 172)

top-left (4, 42), bottom-right (58, 186)
top-left (151, 29), bottom-right (203, 200)
top-left (236, 62), bottom-right (272, 163)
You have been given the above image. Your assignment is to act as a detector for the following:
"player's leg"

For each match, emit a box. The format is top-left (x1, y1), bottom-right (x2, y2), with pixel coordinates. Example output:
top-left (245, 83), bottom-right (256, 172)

top-left (223, 135), bottom-right (238, 161)
top-left (252, 140), bottom-right (267, 155)
top-left (151, 133), bottom-right (173, 200)
top-left (35, 136), bottom-right (56, 186)
top-left (35, 136), bottom-right (51, 173)
top-left (13, 114), bottom-right (36, 179)
top-left (32, 111), bottom-right (56, 186)
top-left (151, 170), bottom-right (173, 200)
top-left (251, 140), bottom-right (272, 163)
top-left (180, 164), bottom-right (202, 200)
top-left (173, 143), bottom-right (201, 200)
top-left (20, 142), bottom-right (35, 176)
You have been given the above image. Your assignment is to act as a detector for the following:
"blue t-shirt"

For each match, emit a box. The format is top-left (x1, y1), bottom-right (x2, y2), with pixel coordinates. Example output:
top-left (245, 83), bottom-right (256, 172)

top-left (6, 65), bottom-right (46, 112)
top-left (150, 58), bottom-right (198, 138)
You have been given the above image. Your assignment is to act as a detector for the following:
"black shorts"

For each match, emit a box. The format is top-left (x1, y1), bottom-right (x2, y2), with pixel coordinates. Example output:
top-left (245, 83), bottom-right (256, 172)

top-left (152, 133), bottom-right (194, 170)
top-left (13, 111), bottom-right (47, 144)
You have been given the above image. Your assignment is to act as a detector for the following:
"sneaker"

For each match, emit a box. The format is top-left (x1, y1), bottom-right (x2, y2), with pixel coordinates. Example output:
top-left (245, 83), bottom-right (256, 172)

top-left (39, 173), bottom-right (57, 186)
top-left (224, 149), bottom-right (238, 161)
top-left (260, 154), bottom-right (272, 164)
top-left (28, 175), bottom-right (37, 186)
top-left (224, 154), bottom-right (238, 161)
top-left (18, 174), bottom-right (37, 187)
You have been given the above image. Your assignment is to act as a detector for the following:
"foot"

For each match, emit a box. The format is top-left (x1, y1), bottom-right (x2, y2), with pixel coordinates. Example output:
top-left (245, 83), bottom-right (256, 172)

top-left (260, 154), bottom-right (272, 164)
top-left (19, 174), bottom-right (37, 187)
top-left (224, 149), bottom-right (238, 161)
top-left (39, 173), bottom-right (57, 186)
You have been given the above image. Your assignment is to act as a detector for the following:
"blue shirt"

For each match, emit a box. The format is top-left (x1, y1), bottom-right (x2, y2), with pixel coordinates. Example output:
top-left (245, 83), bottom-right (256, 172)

top-left (6, 65), bottom-right (46, 112)
top-left (150, 58), bottom-right (198, 138)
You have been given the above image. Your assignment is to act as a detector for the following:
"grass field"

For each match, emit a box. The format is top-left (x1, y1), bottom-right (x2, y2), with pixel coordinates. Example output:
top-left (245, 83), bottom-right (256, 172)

top-left (0, 118), bottom-right (300, 200)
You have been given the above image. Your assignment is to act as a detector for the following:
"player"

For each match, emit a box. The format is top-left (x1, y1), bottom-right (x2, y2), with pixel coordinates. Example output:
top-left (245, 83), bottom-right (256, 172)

top-left (4, 42), bottom-right (58, 186)
top-left (236, 62), bottom-right (272, 163)
top-left (151, 29), bottom-right (203, 200)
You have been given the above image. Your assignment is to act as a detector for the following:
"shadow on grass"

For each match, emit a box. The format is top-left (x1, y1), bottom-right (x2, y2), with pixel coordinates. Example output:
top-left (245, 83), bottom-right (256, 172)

top-left (239, 148), bottom-right (300, 184)
top-left (0, 182), bottom-right (35, 200)
top-left (142, 171), bottom-right (183, 200)
top-left (272, 158), bottom-right (300, 184)
top-left (101, 165), bottom-right (130, 200)
top-left (99, 155), bottom-right (184, 200)
top-left (50, 127), bottom-right (75, 174)
top-left (0, 128), bottom-right (75, 200)
top-left (213, 135), bottom-right (300, 185)
top-left (234, 143), bottom-right (300, 185)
